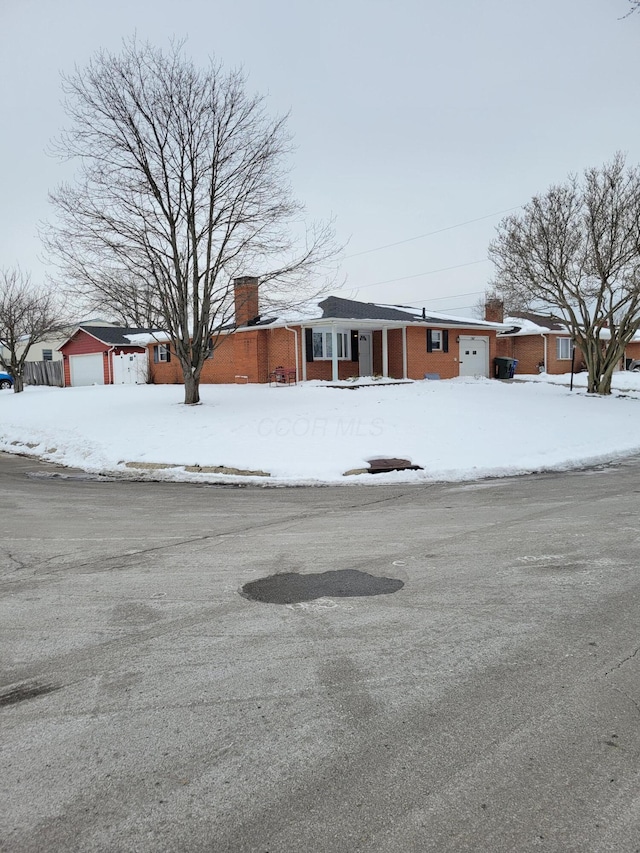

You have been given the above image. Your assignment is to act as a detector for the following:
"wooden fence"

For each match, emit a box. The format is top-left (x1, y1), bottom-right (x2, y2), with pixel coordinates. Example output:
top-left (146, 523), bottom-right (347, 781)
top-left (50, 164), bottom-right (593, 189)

top-left (24, 360), bottom-right (64, 387)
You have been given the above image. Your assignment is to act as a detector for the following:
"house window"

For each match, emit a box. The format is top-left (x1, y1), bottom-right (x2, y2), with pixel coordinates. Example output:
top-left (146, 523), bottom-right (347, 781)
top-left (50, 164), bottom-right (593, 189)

top-left (556, 337), bottom-right (573, 360)
top-left (42, 349), bottom-right (53, 362)
top-left (427, 329), bottom-right (449, 353)
top-left (153, 344), bottom-right (171, 363)
top-left (311, 329), bottom-right (350, 360)
top-left (205, 338), bottom-right (214, 359)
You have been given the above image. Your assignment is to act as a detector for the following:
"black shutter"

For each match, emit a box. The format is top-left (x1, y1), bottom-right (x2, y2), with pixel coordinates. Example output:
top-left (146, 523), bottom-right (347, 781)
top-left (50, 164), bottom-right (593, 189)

top-left (305, 328), bottom-right (314, 362)
top-left (153, 345), bottom-right (159, 364)
top-left (351, 330), bottom-right (359, 362)
top-left (166, 346), bottom-right (171, 363)
top-left (426, 329), bottom-right (433, 353)
top-left (442, 330), bottom-right (449, 353)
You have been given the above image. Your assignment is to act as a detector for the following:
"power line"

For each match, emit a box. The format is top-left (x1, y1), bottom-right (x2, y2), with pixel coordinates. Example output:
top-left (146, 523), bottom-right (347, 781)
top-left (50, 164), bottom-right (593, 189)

top-left (344, 205), bottom-right (523, 259)
top-left (337, 258), bottom-right (489, 292)
top-left (412, 289), bottom-right (486, 305)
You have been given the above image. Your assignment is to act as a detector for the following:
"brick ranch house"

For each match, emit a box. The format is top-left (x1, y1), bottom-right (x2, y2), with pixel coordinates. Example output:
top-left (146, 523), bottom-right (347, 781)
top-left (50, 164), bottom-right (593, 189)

top-left (488, 300), bottom-right (640, 375)
top-left (138, 277), bottom-right (508, 385)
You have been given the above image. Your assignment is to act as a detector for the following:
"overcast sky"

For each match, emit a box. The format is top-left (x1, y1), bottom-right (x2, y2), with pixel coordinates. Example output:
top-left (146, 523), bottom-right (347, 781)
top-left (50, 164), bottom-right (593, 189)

top-left (1, 0), bottom-right (639, 316)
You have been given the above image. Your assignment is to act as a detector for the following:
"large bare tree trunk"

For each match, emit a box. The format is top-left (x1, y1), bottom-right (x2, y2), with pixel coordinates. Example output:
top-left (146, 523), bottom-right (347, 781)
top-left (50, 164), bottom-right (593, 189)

top-left (183, 373), bottom-right (200, 405)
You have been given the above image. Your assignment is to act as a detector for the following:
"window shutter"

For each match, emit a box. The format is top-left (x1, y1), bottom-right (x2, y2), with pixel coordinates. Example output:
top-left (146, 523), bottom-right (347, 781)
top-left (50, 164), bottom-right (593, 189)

top-left (305, 328), bottom-right (314, 362)
top-left (166, 347), bottom-right (171, 363)
top-left (426, 329), bottom-right (433, 353)
top-left (442, 330), bottom-right (449, 353)
top-left (351, 330), bottom-right (359, 362)
top-left (153, 346), bottom-right (159, 364)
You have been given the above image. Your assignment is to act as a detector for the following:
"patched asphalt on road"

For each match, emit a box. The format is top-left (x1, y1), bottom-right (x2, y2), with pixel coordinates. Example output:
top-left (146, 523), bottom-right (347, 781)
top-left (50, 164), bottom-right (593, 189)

top-left (241, 568), bottom-right (405, 604)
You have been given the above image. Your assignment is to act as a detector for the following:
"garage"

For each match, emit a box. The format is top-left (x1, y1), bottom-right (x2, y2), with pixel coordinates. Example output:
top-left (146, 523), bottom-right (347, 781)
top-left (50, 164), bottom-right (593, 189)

top-left (69, 353), bottom-right (105, 386)
top-left (59, 326), bottom-right (157, 388)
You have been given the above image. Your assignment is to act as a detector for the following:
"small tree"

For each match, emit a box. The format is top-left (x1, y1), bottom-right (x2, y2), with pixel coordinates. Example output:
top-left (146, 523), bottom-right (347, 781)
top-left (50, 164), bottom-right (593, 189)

top-left (45, 39), bottom-right (338, 404)
top-left (0, 269), bottom-right (67, 393)
top-left (489, 155), bottom-right (640, 395)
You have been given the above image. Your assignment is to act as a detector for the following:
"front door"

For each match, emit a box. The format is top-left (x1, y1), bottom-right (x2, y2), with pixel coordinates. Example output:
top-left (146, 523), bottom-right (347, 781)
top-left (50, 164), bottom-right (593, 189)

top-left (358, 331), bottom-right (373, 376)
top-left (458, 336), bottom-right (489, 377)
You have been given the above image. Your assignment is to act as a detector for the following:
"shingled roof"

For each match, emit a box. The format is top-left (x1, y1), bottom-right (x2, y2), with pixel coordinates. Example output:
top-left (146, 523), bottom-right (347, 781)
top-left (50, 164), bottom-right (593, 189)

top-left (318, 296), bottom-right (483, 327)
top-left (78, 325), bottom-right (162, 345)
top-left (502, 312), bottom-right (567, 333)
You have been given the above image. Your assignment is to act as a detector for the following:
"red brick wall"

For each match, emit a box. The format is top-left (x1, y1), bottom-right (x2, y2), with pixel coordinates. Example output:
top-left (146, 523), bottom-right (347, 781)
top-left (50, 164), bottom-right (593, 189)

top-left (234, 277), bottom-right (260, 326)
top-left (149, 330), bottom-right (276, 385)
top-left (625, 342), bottom-right (640, 363)
top-left (511, 336), bottom-right (545, 375)
top-left (495, 333), bottom-right (583, 375)
top-left (147, 324), bottom-right (502, 385)
top-left (404, 326), bottom-right (498, 380)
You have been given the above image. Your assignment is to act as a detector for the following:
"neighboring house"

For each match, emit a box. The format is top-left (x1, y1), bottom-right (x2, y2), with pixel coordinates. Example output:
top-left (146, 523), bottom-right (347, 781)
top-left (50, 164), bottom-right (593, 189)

top-left (490, 300), bottom-right (640, 374)
top-left (138, 277), bottom-right (507, 386)
top-left (2, 318), bottom-right (117, 365)
top-left (58, 326), bottom-right (159, 386)
top-left (493, 311), bottom-right (577, 375)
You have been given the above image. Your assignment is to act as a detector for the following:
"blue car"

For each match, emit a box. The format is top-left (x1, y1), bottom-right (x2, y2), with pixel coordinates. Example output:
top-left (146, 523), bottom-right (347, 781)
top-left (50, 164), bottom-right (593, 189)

top-left (0, 372), bottom-right (14, 389)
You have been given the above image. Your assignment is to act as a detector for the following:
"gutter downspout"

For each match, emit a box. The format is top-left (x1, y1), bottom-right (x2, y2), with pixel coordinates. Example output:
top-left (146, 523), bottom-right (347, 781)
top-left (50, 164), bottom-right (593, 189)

top-left (301, 327), bottom-right (308, 381)
top-left (542, 334), bottom-right (547, 373)
top-left (402, 326), bottom-right (408, 379)
top-left (284, 325), bottom-right (299, 383)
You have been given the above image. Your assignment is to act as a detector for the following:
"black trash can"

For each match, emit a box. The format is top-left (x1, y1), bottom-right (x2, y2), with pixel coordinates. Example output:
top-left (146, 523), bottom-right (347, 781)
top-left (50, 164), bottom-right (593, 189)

top-left (495, 357), bottom-right (516, 379)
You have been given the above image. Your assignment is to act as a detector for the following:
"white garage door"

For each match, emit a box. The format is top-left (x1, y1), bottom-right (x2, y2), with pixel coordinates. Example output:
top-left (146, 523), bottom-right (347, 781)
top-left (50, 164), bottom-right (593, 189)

top-left (458, 337), bottom-right (489, 377)
top-left (70, 353), bottom-right (104, 386)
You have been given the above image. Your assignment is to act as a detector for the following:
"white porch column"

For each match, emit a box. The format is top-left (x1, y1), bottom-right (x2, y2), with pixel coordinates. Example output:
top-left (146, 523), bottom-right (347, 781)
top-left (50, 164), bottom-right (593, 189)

top-left (402, 326), bottom-right (408, 379)
top-left (331, 324), bottom-right (339, 381)
top-left (301, 327), bottom-right (308, 381)
top-left (382, 327), bottom-right (389, 378)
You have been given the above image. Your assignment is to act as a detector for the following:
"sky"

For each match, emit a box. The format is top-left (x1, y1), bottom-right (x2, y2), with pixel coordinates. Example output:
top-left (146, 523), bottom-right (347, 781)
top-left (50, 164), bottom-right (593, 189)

top-left (3, 374), bottom-right (640, 483)
top-left (1, 0), bottom-right (639, 317)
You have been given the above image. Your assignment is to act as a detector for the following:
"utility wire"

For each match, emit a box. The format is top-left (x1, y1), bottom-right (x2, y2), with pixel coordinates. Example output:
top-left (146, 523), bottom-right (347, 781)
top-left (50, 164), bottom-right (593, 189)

top-left (410, 289), bottom-right (486, 305)
top-left (344, 205), bottom-right (522, 259)
top-left (337, 258), bottom-right (489, 292)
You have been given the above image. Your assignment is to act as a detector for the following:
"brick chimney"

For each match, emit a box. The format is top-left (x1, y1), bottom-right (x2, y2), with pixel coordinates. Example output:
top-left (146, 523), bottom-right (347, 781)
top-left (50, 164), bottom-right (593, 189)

top-left (484, 296), bottom-right (504, 324)
top-left (234, 276), bottom-right (260, 326)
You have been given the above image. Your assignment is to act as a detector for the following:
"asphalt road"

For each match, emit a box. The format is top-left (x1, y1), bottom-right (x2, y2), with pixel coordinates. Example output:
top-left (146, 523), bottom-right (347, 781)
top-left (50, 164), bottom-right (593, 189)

top-left (2, 451), bottom-right (640, 853)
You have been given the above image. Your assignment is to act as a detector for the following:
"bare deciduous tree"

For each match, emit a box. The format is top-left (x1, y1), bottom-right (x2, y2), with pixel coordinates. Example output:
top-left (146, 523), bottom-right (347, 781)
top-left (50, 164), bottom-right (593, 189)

top-left (0, 269), bottom-right (67, 393)
top-left (44, 39), bottom-right (339, 404)
top-left (489, 154), bottom-right (640, 395)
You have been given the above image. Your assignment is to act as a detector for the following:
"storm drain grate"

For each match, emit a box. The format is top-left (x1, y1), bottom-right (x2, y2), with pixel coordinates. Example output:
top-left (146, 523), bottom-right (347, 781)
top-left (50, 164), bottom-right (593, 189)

top-left (367, 457), bottom-right (423, 474)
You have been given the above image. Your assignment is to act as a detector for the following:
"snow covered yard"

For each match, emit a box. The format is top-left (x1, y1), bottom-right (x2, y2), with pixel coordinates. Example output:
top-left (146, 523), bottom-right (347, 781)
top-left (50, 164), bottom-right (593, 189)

top-left (2, 376), bottom-right (640, 485)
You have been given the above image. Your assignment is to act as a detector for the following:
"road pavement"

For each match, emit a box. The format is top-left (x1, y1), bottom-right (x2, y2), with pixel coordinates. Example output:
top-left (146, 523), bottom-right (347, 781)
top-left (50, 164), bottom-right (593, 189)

top-left (2, 451), bottom-right (640, 852)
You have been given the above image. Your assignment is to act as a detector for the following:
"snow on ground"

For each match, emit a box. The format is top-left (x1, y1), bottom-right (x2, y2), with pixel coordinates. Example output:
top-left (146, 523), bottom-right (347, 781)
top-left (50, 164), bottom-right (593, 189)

top-left (1, 374), bottom-right (640, 485)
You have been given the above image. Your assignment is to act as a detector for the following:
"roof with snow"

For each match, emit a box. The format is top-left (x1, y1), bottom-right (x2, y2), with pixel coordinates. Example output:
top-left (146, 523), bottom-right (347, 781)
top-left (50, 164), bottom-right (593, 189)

top-left (79, 325), bottom-right (162, 345)
top-left (58, 325), bottom-right (165, 350)
top-left (501, 312), bottom-right (567, 335)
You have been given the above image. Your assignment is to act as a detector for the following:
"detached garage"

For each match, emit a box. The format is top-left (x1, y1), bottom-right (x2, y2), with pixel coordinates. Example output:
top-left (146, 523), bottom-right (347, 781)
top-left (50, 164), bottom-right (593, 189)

top-left (59, 326), bottom-right (156, 387)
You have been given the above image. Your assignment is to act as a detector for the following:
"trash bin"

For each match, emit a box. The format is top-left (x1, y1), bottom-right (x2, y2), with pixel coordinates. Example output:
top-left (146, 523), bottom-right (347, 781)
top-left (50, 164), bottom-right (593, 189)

top-left (494, 357), bottom-right (516, 379)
